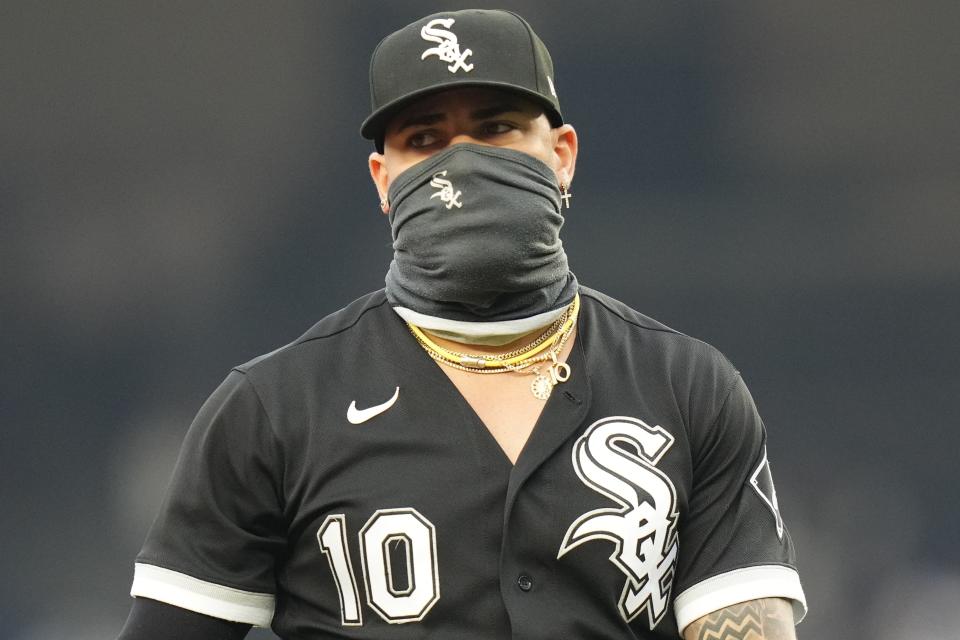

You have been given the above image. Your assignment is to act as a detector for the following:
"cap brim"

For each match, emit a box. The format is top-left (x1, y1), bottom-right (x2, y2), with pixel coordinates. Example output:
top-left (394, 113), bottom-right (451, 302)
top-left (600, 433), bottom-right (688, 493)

top-left (360, 80), bottom-right (563, 146)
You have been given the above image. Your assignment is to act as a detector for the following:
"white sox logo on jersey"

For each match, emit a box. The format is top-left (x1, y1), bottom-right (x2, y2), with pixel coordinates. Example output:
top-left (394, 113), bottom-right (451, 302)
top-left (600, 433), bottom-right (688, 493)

top-left (558, 416), bottom-right (680, 629)
top-left (429, 170), bottom-right (463, 209)
top-left (420, 18), bottom-right (474, 73)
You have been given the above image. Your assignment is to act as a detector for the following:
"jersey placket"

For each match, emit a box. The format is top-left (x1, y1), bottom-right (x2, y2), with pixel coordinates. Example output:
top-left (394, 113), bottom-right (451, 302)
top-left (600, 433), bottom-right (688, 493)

top-left (497, 338), bottom-right (592, 638)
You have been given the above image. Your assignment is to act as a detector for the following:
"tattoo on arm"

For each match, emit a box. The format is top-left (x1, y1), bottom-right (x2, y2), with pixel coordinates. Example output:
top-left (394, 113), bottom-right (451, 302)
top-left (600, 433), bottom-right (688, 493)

top-left (685, 598), bottom-right (796, 640)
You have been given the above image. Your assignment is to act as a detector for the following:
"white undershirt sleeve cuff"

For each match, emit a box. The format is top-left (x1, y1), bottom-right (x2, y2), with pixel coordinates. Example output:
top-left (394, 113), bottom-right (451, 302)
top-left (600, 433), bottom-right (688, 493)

top-left (131, 562), bottom-right (276, 627)
top-left (673, 564), bottom-right (807, 633)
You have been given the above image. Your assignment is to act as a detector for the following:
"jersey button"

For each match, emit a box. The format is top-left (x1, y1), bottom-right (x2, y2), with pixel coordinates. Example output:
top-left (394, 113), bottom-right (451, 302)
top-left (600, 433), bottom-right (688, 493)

top-left (517, 574), bottom-right (534, 592)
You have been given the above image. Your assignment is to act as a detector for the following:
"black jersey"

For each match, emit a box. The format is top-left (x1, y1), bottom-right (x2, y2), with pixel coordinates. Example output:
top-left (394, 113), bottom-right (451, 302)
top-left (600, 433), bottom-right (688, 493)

top-left (130, 287), bottom-right (806, 638)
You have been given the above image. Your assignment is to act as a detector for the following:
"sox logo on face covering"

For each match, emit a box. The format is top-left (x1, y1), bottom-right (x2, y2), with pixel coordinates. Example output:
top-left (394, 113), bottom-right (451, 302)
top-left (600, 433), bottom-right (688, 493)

top-left (420, 18), bottom-right (474, 73)
top-left (429, 171), bottom-right (463, 209)
top-left (558, 416), bottom-right (680, 629)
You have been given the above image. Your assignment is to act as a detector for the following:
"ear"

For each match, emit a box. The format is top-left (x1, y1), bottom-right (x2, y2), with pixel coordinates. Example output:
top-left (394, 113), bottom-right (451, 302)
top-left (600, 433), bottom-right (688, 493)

top-left (368, 151), bottom-right (390, 214)
top-left (552, 124), bottom-right (578, 187)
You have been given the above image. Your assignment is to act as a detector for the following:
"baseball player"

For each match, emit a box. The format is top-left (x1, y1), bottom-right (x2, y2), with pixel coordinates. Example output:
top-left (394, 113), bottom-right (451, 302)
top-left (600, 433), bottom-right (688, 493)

top-left (118, 9), bottom-right (806, 640)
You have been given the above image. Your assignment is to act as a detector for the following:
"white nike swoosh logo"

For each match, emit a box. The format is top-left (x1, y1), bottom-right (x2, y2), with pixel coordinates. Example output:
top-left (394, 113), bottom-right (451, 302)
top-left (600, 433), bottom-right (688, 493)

top-left (346, 386), bottom-right (400, 424)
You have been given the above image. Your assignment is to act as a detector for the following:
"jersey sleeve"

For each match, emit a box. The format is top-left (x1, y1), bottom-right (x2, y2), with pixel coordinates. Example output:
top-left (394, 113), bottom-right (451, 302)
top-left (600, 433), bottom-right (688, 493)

top-left (117, 597), bottom-right (252, 640)
top-left (672, 374), bottom-right (807, 631)
top-left (130, 370), bottom-right (286, 627)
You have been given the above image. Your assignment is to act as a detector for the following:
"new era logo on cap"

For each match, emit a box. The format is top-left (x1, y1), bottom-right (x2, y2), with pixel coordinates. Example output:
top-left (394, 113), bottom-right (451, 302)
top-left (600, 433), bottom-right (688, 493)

top-left (420, 18), bottom-right (474, 73)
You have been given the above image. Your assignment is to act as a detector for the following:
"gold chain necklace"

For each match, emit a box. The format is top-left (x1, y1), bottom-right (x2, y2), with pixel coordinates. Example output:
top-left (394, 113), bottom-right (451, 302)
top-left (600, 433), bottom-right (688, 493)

top-left (408, 294), bottom-right (580, 399)
top-left (502, 318), bottom-right (577, 400)
top-left (413, 305), bottom-right (570, 363)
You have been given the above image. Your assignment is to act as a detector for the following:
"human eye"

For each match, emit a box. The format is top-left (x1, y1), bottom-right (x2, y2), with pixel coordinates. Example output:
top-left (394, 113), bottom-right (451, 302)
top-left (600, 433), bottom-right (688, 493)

top-left (479, 121), bottom-right (516, 137)
top-left (407, 130), bottom-right (440, 149)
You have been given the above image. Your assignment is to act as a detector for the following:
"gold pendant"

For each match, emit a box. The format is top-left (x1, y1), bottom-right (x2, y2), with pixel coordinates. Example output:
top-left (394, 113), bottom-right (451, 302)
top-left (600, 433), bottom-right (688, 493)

top-left (531, 374), bottom-right (553, 400)
top-left (550, 361), bottom-right (571, 383)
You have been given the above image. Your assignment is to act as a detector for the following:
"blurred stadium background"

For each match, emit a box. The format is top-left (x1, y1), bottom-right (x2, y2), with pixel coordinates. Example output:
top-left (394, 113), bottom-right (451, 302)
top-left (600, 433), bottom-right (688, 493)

top-left (2, 2), bottom-right (958, 638)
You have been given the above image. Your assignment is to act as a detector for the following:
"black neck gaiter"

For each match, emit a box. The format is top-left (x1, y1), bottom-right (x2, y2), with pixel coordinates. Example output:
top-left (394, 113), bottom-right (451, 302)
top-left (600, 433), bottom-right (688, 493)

top-left (384, 143), bottom-right (578, 326)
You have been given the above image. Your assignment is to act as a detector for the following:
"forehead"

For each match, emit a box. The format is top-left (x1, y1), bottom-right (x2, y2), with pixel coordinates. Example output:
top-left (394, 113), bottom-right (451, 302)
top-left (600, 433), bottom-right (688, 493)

top-left (385, 87), bottom-right (543, 130)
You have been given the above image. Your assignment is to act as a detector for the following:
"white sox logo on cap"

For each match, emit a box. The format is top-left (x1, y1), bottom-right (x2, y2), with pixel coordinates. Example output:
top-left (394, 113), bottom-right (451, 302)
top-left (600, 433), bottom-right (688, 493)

top-left (420, 18), bottom-right (474, 73)
top-left (429, 171), bottom-right (463, 209)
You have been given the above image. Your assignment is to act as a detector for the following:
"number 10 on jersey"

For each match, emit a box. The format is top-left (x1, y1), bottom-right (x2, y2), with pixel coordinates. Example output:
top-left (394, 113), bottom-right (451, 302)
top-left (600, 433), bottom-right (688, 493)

top-left (317, 508), bottom-right (440, 626)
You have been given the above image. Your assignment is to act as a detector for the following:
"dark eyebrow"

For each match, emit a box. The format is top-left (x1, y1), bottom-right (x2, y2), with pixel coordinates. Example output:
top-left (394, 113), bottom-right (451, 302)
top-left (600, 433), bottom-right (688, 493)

top-left (470, 103), bottom-right (524, 120)
top-left (394, 102), bottom-right (526, 133)
top-left (395, 112), bottom-right (445, 132)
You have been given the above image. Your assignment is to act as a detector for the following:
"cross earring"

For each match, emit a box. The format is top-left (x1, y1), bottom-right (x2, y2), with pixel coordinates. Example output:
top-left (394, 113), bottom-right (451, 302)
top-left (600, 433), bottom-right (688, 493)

top-left (560, 183), bottom-right (572, 209)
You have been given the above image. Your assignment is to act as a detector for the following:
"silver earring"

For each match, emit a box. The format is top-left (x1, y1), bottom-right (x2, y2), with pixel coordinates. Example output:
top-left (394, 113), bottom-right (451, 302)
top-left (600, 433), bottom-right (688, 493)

top-left (559, 183), bottom-right (572, 209)
top-left (380, 196), bottom-right (389, 212)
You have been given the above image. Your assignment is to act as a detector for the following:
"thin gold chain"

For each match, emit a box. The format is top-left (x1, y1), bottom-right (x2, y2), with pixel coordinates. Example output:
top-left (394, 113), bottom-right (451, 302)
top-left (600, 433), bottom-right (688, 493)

top-left (422, 305), bottom-right (570, 362)
top-left (503, 315), bottom-right (577, 375)
top-left (408, 294), bottom-right (580, 375)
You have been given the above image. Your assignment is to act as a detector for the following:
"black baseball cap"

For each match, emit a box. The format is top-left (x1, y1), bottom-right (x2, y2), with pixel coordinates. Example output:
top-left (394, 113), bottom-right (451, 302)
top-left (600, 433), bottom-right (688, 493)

top-left (361, 9), bottom-right (563, 152)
